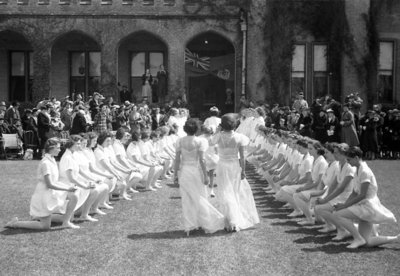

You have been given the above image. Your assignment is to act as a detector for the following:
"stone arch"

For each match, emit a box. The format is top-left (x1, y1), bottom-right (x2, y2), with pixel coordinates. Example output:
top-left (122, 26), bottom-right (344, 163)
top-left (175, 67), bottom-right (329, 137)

top-left (117, 30), bottom-right (169, 104)
top-left (0, 30), bottom-right (34, 102)
top-left (50, 31), bottom-right (102, 99)
top-left (185, 31), bottom-right (236, 116)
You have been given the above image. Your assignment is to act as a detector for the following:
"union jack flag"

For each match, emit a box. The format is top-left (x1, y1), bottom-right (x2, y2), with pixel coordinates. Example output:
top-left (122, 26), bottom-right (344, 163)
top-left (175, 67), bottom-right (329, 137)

top-left (185, 48), bottom-right (210, 71)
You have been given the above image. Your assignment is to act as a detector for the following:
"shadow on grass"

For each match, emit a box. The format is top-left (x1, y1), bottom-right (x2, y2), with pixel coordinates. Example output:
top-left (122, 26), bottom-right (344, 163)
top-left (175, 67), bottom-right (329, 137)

top-left (262, 213), bottom-right (292, 219)
top-left (301, 243), bottom-right (388, 254)
top-left (127, 229), bottom-right (230, 240)
top-left (170, 196), bottom-right (181, 200)
top-left (293, 235), bottom-right (334, 245)
top-left (166, 183), bottom-right (179, 189)
top-left (1, 227), bottom-right (65, 236)
top-left (270, 221), bottom-right (300, 227)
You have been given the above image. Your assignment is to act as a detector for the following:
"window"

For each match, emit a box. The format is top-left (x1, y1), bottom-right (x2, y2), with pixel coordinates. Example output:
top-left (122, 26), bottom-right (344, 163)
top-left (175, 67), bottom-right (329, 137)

top-left (17, 0), bottom-right (28, 4)
top-left (59, 0), bottom-right (70, 4)
top-left (378, 41), bottom-right (394, 102)
top-left (70, 52), bottom-right (101, 98)
top-left (291, 44), bottom-right (306, 99)
top-left (142, 0), bottom-right (154, 5)
top-left (164, 0), bottom-right (175, 5)
top-left (122, 0), bottom-right (133, 4)
top-left (130, 51), bottom-right (165, 98)
top-left (80, 0), bottom-right (91, 4)
top-left (9, 51), bottom-right (33, 102)
top-left (38, 0), bottom-right (50, 4)
top-left (101, 0), bottom-right (112, 4)
top-left (313, 44), bottom-right (328, 99)
top-left (0, 0), bottom-right (8, 5)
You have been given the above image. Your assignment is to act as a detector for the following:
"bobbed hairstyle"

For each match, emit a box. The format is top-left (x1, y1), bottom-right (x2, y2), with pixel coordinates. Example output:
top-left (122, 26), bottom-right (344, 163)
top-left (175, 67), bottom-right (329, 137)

top-left (324, 142), bottom-right (338, 154)
top-left (130, 131), bottom-right (141, 142)
top-left (158, 126), bottom-right (170, 137)
top-left (183, 118), bottom-right (200, 136)
top-left (65, 135), bottom-right (82, 149)
top-left (116, 127), bottom-right (127, 140)
top-left (346, 146), bottom-right (363, 159)
top-left (44, 138), bottom-right (60, 153)
top-left (150, 131), bottom-right (160, 139)
top-left (220, 114), bottom-right (237, 131)
top-left (97, 131), bottom-right (112, 146)
top-left (201, 125), bottom-right (214, 135)
top-left (141, 130), bottom-right (150, 140)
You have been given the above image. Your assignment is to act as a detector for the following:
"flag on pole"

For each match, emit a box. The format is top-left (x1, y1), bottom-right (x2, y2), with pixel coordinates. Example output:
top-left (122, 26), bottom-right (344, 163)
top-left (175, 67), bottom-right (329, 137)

top-left (185, 48), bottom-right (210, 71)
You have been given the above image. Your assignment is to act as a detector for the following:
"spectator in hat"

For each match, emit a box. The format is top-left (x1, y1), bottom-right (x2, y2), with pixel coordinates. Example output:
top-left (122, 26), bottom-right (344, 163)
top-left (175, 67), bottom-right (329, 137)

top-left (89, 92), bottom-right (101, 121)
top-left (151, 107), bottom-right (164, 131)
top-left (292, 92), bottom-right (308, 113)
top-left (4, 101), bottom-right (22, 135)
top-left (204, 106), bottom-right (221, 133)
top-left (313, 109), bottom-right (328, 143)
top-left (73, 93), bottom-right (84, 109)
top-left (297, 107), bottom-right (313, 138)
top-left (0, 113), bottom-right (11, 136)
top-left (359, 110), bottom-right (381, 160)
top-left (325, 109), bottom-right (340, 143)
top-left (93, 104), bottom-right (108, 134)
top-left (60, 101), bottom-right (73, 131)
top-left (37, 104), bottom-right (52, 152)
top-left (119, 85), bottom-right (132, 104)
top-left (70, 105), bottom-right (88, 135)
top-left (340, 103), bottom-right (359, 147)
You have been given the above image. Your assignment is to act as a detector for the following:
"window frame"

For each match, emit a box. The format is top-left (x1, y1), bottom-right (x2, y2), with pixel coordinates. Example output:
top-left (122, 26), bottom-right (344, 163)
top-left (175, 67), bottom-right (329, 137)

top-left (311, 42), bottom-right (329, 100)
top-left (378, 40), bottom-right (396, 103)
top-left (290, 43), bottom-right (307, 102)
top-left (8, 51), bottom-right (33, 102)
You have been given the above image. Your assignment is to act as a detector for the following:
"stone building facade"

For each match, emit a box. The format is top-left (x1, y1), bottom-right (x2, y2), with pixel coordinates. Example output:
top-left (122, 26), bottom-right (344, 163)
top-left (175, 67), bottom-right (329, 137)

top-left (0, 0), bottom-right (399, 113)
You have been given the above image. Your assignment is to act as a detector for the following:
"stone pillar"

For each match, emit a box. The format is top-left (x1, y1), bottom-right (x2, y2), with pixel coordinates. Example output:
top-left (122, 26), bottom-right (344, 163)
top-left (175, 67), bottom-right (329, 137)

top-left (32, 42), bottom-right (51, 102)
top-left (342, 0), bottom-right (370, 109)
top-left (100, 36), bottom-right (119, 99)
top-left (167, 40), bottom-right (185, 100)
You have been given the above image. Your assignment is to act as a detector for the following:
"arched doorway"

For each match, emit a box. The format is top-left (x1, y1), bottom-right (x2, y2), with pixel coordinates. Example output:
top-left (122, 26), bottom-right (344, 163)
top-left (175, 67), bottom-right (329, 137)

top-left (0, 30), bottom-right (33, 102)
top-left (185, 32), bottom-right (235, 116)
top-left (51, 31), bottom-right (101, 100)
top-left (118, 31), bottom-right (168, 104)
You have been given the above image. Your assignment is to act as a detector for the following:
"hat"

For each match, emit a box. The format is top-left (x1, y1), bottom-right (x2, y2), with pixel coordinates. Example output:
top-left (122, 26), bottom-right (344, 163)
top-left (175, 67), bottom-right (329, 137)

top-left (392, 109), bottom-right (399, 114)
top-left (0, 101), bottom-right (5, 107)
top-left (0, 114), bottom-right (4, 119)
top-left (326, 108), bottom-right (334, 113)
top-left (124, 101), bottom-right (131, 107)
top-left (210, 106), bottom-right (219, 112)
top-left (93, 92), bottom-right (100, 96)
top-left (112, 105), bottom-right (120, 109)
top-left (32, 108), bottom-right (38, 113)
top-left (45, 103), bottom-right (54, 109)
top-left (298, 92), bottom-right (304, 96)
top-left (25, 109), bottom-right (32, 114)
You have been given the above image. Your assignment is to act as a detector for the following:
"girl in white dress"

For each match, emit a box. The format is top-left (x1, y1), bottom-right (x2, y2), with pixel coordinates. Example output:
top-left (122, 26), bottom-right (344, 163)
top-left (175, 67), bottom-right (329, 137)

top-left (174, 119), bottom-right (225, 236)
top-left (211, 114), bottom-right (260, 232)
top-left (203, 106), bottom-right (221, 133)
top-left (59, 135), bottom-right (99, 222)
top-left (332, 146), bottom-right (398, 248)
top-left (94, 132), bottom-right (131, 201)
top-left (81, 132), bottom-right (116, 209)
top-left (5, 139), bottom-right (79, 229)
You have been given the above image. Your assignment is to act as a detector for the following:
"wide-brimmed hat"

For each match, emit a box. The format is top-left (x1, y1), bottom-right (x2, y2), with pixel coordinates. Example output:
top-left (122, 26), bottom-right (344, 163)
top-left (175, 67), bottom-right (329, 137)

top-left (210, 106), bottom-right (219, 112)
top-left (326, 108), bottom-right (334, 113)
top-left (0, 101), bottom-right (6, 107)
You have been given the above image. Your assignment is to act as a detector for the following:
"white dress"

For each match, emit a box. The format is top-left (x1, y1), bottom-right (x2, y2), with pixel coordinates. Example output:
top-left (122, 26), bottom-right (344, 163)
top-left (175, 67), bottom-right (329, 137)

top-left (200, 135), bottom-right (219, 171)
top-left (59, 149), bottom-right (90, 211)
top-left (177, 136), bottom-right (225, 233)
top-left (347, 161), bottom-right (396, 224)
top-left (30, 154), bottom-right (68, 217)
top-left (212, 131), bottom-right (260, 231)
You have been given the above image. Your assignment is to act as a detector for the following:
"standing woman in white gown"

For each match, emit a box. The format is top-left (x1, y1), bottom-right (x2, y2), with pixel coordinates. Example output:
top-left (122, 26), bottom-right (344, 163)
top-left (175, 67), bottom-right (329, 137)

top-left (211, 114), bottom-right (260, 232)
top-left (174, 119), bottom-right (225, 236)
top-left (5, 139), bottom-right (79, 229)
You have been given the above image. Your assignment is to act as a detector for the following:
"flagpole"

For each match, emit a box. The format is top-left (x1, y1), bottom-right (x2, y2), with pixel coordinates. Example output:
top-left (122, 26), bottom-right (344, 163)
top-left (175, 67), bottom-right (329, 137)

top-left (240, 9), bottom-right (247, 98)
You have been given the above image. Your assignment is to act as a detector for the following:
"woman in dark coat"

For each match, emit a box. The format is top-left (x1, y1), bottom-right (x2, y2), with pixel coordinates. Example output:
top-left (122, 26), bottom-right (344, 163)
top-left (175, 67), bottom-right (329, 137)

top-left (359, 110), bottom-right (381, 160)
top-left (156, 65), bottom-right (168, 104)
top-left (313, 109), bottom-right (327, 143)
top-left (297, 107), bottom-right (313, 138)
top-left (325, 109), bottom-right (340, 143)
top-left (340, 103), bottom-right (359, 146)
top-left (70, 107), bottom-right (87, 135)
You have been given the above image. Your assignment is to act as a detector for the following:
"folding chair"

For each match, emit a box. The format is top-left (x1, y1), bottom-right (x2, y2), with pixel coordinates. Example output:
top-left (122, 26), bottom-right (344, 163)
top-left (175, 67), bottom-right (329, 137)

top-left (2, 133), bottom-right (23, 160)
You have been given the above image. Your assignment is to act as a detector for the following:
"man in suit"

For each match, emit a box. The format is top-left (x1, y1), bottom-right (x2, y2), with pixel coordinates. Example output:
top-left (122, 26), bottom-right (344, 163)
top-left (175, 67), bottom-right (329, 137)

top-left (70, 105), bottom-right (87, 135)
top-left (37, 104), bottom-right (52, 150)
top-left (151, 107), bottom-right (164, 130)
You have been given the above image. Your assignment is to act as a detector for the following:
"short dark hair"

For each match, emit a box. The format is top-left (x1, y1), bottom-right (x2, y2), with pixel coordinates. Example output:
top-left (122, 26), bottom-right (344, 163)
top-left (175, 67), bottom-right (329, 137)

top-left (65, 135), bottom-right (82, 149)
top-left (324, 142), bottom-right (338, 154)
top-left (116, 127), bottom-right (127, 140)
top-left (141, 130), bottom-right (150, 140)
top-left (296, 140), bottom-right (308, 148)
top-left (220, 114), bottom-right (237, 131)
top-left (158, 126), bottom-right (170, 137)
top-left (97, 131), bottom-right (112, 146)
top-left (150, 131), bottom-right (159, 139)
top-left (346, 146), bottom-right (363, 159)
top-left (210, 109), bottom-right (219, 117)
top-left (44, 138), bottom-right (60, 153)
top-left (183, 119), bottom-right (199, 135)
top-left (130, 131), bottom-right (141, 142)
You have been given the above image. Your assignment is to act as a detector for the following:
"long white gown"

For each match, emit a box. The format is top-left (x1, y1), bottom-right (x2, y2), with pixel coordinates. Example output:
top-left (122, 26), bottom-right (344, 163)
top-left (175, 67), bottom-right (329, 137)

top-left (177, 136), bottom-right (225, 233)
top-left (212, 131), bottom-right (260, 231)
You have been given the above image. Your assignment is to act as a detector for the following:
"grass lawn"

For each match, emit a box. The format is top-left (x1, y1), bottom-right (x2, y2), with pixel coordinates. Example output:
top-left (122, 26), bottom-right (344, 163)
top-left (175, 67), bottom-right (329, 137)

top-left (0, 160), bottom-right (400, 276)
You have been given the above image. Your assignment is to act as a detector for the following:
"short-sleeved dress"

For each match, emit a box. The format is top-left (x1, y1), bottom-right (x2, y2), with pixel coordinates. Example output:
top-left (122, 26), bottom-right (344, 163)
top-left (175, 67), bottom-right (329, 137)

top-left (59, 149), bottom-right (90, 211)
top-left (126, 142), bottom-right (150, 180)
top-left (330, 162), bottom-right (356, 205)
top-left (212, 131), bottom-right (260, 231)
top-left (177, 136), bottom-right (225, 233)
top-left (347, 161), bottom-right (396, 224)
top-left (30, 154), bottom-right (68, 217)
top-left (200, 135), bottom-right (219, 171)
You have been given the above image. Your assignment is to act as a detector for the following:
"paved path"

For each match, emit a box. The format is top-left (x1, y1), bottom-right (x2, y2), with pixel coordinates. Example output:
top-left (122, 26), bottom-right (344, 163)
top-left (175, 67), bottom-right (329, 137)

top-left (0, 161), bottom-right (399, 275)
